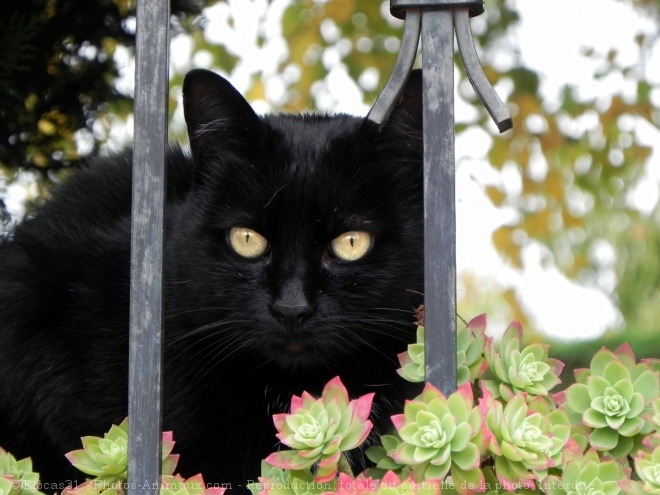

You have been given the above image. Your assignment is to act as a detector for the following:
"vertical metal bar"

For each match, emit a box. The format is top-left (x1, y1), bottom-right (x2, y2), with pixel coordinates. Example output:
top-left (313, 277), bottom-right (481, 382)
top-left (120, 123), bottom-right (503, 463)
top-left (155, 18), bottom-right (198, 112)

top-left (422, 10), bottom-right (456, 396)
top-left (128, 0), bottom-right (170, 492)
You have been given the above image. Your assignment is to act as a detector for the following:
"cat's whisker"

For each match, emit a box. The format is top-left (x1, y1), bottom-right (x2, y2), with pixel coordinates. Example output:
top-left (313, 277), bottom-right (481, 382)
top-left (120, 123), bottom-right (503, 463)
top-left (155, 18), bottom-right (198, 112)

top-left (166, 318), bottom-right (253, 346)
top-left (164, 307), bottom-right (240, 320)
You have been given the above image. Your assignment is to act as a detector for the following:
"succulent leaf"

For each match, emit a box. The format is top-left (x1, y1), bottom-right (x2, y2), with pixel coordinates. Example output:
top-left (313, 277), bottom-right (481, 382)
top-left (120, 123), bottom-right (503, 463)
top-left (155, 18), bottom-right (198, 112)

top-left (266, 377), bottom-right (373, 483)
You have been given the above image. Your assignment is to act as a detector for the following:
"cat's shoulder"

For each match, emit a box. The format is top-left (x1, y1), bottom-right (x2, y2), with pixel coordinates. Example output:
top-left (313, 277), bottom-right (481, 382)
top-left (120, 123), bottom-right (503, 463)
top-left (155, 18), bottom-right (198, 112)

top-left (1, 146), bottom-right (194, 259)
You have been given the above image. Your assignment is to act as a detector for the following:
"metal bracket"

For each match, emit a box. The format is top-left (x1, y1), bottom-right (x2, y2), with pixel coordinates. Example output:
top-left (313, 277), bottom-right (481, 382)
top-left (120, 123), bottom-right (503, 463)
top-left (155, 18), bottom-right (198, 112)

top-left (367, 5), bottom-right (511, 133)
top-left (367, 1), bottom-right (511, 396)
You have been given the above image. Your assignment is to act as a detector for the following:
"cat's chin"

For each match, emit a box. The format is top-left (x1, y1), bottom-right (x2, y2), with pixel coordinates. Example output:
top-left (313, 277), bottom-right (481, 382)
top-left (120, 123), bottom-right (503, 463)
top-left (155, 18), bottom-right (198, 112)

top-left (262, 334), bottom-right (333, 371)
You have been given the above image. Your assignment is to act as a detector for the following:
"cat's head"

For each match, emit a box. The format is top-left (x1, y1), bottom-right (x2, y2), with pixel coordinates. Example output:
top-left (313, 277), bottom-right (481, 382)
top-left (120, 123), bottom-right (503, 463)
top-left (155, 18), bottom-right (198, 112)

top-left (167, 69), bottom-right (423, 373)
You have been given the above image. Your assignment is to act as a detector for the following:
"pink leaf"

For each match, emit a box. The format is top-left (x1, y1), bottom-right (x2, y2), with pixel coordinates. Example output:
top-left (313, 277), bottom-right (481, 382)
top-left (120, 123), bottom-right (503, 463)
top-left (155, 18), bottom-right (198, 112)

top-left (391, 413), bottom-right (406, 431)
top-left (381, 471), bottom-right (400, 486)
top-left (455, 382), bottom-right (475, 404)
top-left (272, 413), bottom-right (289, 432)
top-left (265, 450), bottom-right (313, 470)
top-left (323, 376), bottom-right (349, 407)
top-left (290, 395), bottom-right (303, 412)
top-left (318, 450), bottom-right (341, 468)
top-left (352, 393), bottom-right (375, 423)
top-left (467, 313), bottom-right (487, 333)
top-left (547, 358), bottom-right (565, 377)
top-left (614, 342), bottom-right (636, 364)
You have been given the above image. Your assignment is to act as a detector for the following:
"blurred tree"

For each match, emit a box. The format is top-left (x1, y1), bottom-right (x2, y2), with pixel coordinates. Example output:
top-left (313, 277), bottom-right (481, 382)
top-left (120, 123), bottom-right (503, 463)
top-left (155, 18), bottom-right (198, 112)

top-left (0, 0), bottom-right (208, 222)
top-left (1, 0), bottom-right (658, 347)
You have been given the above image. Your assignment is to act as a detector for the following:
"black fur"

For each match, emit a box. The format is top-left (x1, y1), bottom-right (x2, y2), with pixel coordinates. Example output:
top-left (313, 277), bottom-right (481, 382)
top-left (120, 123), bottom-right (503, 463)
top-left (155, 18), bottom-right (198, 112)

top-left (0, 69), bottom-right (424, 490)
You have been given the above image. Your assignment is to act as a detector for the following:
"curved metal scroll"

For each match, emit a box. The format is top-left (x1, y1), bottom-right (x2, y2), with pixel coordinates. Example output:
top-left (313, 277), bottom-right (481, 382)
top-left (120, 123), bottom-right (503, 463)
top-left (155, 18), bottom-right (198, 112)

top-left (454, 9), bottom-right (512, 132)
top-left (367, 10), bottom-right (421, 129)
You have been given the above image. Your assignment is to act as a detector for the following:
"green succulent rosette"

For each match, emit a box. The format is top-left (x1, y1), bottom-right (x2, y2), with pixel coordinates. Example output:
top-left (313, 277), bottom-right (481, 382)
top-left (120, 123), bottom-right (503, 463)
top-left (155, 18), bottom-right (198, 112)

top-left (331, 471), bottom-right (441, 495)
top-left (481, 387), bottom-right (570, 491)
top-left (248, 461), bottom-right (336, 495)
top-left (632, 434), bottom-right (660, 494)
top-left (563, 344), bottom-right (660, 459)
top-left (65, 418), bottom-right (179, 488)
top-left (389, 382), bottom-right (486, 493)
top-left (397, 326), bottom-right (425, 383)
top-left (397, 315), bottom-right (489, 386)
top-left (60, 480), bottom-right (123, 495)
top-left (0, 448), bottom-right (43, 495)
top-left (541, 440), bottom-right (628, 495)
top-left (483, 321), bottom-right (564, 403)
top-left (266, 377), bottom-right (374, 483)
top-left (160, 474), bottom-right (226, 495)
top-left (456, 314), bottom-right (489, 386)
top-left (364, 435), bottom-right (412, 479)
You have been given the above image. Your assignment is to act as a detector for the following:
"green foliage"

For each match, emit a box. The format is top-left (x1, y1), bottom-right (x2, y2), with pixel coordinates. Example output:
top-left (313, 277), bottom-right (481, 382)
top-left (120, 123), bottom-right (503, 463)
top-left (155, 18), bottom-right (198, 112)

top-left (0, 0), bottom-right (207, 174)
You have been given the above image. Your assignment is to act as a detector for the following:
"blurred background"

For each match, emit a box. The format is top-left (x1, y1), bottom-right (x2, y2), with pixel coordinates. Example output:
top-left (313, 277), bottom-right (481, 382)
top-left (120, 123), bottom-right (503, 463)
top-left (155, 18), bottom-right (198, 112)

top-left (1, 0), bottom-right (659, 373)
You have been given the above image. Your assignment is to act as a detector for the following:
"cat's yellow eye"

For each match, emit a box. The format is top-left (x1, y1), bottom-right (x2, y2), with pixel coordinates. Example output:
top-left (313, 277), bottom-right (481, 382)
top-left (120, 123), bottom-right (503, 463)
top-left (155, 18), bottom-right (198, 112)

top-left (330, 231), bottom-right (372, 262)
top-left (228, 227), bottom-right (269, 259)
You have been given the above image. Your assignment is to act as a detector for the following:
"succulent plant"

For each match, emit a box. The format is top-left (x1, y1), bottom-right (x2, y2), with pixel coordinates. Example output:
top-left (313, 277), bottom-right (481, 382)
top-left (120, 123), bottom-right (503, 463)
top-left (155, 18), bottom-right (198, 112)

top-left (266, 377), bottom-right (374, 483)
top-left (397, 326), bottom-right (425, 384)
top-left (564, 344), bottom-right (660, 459)
top-left (483, 321), bottom-right (564, 403)
top-left (364, 435), bottom-right (412, 480)
top-left (248, 461), bottom-right (336, 495)
top-left (0, 447), bottom-right (43, 495)
top-left (481, 388), bottom-right (570, 491)
top-left (160, 474), bottom-right (226, 495)
top-left (65, 418), bottom-right (179, 488)
top-left (397, 315), bottom-right (489, 387)
top-left (541, 440), bottom-right (628, 495)
top-left (330, 471), bottom-right (441, 495)
top-left (456, 314), bottom-right (489, 386)
top-left (632, 434), bottom-right (660, 494)
top-left (388, 382), bottom-right (485, 493)
top-left (60, 480), bottom-right (123, 495)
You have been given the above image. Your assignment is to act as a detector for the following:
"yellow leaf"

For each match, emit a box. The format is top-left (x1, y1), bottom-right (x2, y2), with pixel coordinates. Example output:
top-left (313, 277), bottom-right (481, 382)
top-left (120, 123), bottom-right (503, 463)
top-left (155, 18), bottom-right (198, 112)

top-left (38, 119), bottom-right (57, 136)
top-left (492, 226), bottom-right (522, 268)
top-left (485, 186), bottom-right (507, 206)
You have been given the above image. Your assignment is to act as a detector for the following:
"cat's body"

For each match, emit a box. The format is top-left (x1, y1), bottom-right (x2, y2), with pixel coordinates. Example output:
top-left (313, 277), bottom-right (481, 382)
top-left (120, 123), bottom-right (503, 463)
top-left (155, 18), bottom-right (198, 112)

top-left (0, 70), bottom-right (424, 490)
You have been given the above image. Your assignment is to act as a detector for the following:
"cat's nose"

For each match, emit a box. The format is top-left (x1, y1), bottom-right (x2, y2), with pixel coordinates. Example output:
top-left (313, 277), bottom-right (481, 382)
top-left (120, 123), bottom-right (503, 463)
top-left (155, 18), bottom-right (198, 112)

top-left (271, 278), bottom-right (314, 330)
top-left (271, 299), bottom-right (313, 330)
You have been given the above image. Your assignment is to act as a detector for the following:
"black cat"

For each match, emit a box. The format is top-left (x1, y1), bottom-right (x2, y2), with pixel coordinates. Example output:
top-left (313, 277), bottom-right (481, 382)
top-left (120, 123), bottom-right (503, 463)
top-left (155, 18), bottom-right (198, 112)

top-left (0, 69), bottom-right (424, 491)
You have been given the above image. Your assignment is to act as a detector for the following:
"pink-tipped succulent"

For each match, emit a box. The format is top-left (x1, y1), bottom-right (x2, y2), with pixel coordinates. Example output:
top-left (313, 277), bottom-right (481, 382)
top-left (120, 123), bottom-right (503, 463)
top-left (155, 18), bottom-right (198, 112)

top-left (0, 447), bottom-right (43, 495)
top-left (388, 383), bottom-right (485, 493)
top-left (564, 344), bottom-right (660, 459)
top-left (632, 434), bottom-right (660, 494)
top-left (60, 480), bottom-right (123, 495)
top-left (481, 387), bottom-right (570, 491)
top-left (65, 418), bottom-right (179, 488)
top-left (483, 321), bottom-right (564, 403)
top-left (266, 377), bottom-right (374, 483)
top-left (248, 461), bottom-right (336, 495)
top-left (326, 472), bottom-right (441, 495)
top-left (542, 440), bottom-right (628, 495)
top-left (160, 474), bottom-right (226, 495)
top-left (397, 315), bottom-right (489, 387)
top-left (398, 326), bottom-right (425, 383)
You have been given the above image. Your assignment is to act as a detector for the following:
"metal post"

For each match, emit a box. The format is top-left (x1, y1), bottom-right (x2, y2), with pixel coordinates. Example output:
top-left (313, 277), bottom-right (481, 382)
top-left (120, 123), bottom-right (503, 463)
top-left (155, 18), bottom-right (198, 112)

top-left (128, 0), bottom-right (170, 492)
top-left (421, 10), bottom-right (457, 395)
top-left (368, 0), bottom-right (512, 396)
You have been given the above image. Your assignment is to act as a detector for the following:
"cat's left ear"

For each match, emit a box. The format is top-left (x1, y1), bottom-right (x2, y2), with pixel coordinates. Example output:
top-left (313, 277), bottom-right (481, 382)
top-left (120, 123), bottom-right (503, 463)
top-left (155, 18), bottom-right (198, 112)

top-left (183, 69), bottom-right (264, 161)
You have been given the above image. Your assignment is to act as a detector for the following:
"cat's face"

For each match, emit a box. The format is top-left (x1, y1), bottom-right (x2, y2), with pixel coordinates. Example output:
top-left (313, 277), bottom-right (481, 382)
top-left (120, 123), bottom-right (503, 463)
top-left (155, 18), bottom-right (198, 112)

top-left (166, 70), bottom-right (423, 372)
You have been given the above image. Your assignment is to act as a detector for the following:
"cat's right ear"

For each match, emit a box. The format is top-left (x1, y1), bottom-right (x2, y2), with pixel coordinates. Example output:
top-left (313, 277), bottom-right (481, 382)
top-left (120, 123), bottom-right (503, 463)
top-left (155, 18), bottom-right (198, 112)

top-left (183, 69), bottom-right (264, 161)
top-left (379, 69), bottom-right (423, 149)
